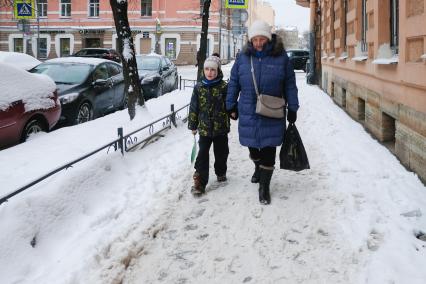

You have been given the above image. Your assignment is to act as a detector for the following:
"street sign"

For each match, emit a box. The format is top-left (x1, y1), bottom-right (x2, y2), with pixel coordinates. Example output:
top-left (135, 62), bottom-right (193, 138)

top-left (14, 0), bottom-right (36, 19)
top-left (225, 0), bottom-right (248, 9)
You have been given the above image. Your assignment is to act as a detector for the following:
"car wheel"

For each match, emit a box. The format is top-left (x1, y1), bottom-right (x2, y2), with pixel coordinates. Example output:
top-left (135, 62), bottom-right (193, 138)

top-left (76, 101), bottom-right (93, 124)
top-left (21, 118), bottom-right (46, 142)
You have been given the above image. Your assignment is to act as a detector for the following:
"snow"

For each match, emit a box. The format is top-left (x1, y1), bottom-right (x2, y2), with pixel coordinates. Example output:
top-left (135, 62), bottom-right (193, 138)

top-left (352, 55), bottom-right (368, 62)
top-left (0, 64), bottom-right (425, 284)
top-left (0, 63), bottom-right (57, 111)
top-left (372, 56), bottom-right (399, 65)
top-left (0, 51), bottom-right (41, 70)
top-left (45, 56), bottom-right (111, 65)
top-left (122, 38), bottom-right (133, 61)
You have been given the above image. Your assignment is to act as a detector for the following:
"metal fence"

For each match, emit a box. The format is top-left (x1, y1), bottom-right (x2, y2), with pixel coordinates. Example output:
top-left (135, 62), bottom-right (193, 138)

top-left (179, 76), bottom-right (197, 90)
top-left (0, 103), bottom-right (190, 206)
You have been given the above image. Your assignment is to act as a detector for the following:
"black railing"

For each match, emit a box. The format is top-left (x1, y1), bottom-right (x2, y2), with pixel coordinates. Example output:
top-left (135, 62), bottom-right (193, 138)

top-left (179, 76), bottom-right (197, 90)
top-left (0, 103), bottom-right (190, 206)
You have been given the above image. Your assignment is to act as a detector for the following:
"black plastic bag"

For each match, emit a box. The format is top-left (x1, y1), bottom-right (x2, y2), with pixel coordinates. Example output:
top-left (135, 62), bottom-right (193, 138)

top-left (280, 123), bottom-right (310, 171)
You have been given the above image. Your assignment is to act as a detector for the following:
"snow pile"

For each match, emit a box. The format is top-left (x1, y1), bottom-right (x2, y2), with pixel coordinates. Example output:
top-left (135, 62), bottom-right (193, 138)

top-left (46, 56), bottom-right (110, 65)
top-left (0, 51), bottom-right (41, 70)
top-left (0, 63), bottom-right (57, 111)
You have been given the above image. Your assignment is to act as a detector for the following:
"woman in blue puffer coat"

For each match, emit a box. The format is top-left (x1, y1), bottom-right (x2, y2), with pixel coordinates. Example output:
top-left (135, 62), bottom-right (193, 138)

top-left (226, 20), bottom-right (299, 205)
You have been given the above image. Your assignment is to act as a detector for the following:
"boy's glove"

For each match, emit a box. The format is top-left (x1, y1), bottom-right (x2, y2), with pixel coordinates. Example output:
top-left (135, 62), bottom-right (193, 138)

top-left (287, 110), bottom-right (297, 123)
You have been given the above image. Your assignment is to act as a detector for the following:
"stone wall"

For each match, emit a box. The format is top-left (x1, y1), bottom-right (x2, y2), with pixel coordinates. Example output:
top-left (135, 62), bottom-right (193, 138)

top-left (324, 71), bottom-right (426, 183)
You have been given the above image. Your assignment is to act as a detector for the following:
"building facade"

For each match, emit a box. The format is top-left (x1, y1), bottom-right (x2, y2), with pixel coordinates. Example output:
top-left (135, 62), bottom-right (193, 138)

top-left (297, 0), bottom-right (426, 182)
top-left (0, 0), bottom-right (243, 64)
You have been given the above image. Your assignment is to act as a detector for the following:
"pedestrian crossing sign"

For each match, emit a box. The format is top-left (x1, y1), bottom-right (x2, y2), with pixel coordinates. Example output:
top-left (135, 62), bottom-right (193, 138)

top-left (14, 0), bottom-right (36, 19)
top-left (225, 0), bottom-right (248, 9)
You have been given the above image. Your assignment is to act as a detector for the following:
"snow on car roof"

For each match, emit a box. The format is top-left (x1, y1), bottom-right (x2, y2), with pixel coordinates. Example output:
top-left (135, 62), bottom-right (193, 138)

top-left (0, 63), bottom-right (57, 112)
top-left (45, 57), bottom-right (112, 65)
top-left (137, 53), bottom-right (162, 58)
top-left (0, 51), bottom-right (41, 71)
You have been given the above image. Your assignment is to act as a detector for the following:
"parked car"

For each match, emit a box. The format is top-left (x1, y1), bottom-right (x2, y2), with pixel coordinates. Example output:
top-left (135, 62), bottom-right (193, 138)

top-left (135, 54), bottom-right (178, 100)
top-left (0, 51), bottom-right (41, 70)
top-left (30, 57), bottom-right (126, 126)
top-left (287, 49), bottom-right (310, 72)
top-left (73, 48), bottom-right (121, 63)
top-left (0, 63), bottom-right (61, 149)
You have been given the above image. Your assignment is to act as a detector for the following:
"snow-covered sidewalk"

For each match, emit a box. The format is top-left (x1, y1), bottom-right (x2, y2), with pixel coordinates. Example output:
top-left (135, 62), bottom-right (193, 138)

top-left (119, 74), bottom-right (426, 284)
top-left (0, 67), bottom-right (425, 284)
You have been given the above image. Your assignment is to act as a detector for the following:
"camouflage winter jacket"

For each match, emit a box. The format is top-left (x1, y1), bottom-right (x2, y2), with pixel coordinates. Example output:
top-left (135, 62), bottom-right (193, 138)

top-left (188, 73), bottom-right (230, 137)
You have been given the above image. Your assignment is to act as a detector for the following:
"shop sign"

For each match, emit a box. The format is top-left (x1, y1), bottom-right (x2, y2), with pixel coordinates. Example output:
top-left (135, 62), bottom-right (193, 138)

top-left (79, 29), bottom-right (105, 34)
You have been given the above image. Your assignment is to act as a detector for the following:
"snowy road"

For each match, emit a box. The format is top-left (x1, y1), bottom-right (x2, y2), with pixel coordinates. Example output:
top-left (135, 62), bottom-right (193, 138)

top-left (0, 67), bottom-right (425, 284)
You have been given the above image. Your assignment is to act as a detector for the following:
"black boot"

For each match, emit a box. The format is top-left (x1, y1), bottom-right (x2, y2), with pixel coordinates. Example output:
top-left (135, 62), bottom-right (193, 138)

top-left (251, 160), bottom-right (260, 183)
top-left (258, 168), bottom-right (273, 205)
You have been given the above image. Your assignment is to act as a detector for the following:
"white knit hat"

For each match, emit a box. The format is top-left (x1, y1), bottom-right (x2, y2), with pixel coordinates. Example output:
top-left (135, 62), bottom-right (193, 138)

top-left (248, 20), bottom-right (272, 41)
top-left (203, 55), bottom-right (221, 70)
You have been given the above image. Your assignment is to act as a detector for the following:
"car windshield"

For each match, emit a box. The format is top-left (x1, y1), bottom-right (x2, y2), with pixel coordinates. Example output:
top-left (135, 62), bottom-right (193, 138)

top-left (136, 57), bottom-right (160, 71)
top-left (31, 63), bottom-right (92, 84)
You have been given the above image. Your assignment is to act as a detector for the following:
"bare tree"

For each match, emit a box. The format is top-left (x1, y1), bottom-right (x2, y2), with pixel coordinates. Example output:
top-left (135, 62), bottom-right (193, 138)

top-left (109, 0), bottom-right (144, 120)
top-left (197, 0), bottom-right (211, 81)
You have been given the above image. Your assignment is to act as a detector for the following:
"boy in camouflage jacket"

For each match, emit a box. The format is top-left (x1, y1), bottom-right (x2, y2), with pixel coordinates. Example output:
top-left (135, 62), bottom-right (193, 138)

top-left (188, 56), bottom-right (230, 195)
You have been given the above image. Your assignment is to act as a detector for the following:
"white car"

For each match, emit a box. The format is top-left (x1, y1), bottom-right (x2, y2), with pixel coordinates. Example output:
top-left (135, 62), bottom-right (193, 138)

top-left (0, 51), bottom-right (41, 71)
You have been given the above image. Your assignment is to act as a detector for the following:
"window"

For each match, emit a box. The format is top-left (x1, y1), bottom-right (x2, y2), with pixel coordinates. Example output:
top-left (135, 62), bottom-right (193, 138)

top-left (37, 0), bottom-right (47, 17)
top-left (390, 0), bottom-right (399, 53)
top-left (85, 38), bottom-right (101, 48)
top-left (89, 0), bottom-right (99, 17)
top-left (38, 38), bottom-right (47, 59)
top-left (107, 63), bottom-right (121, 77)
top-left (60, 0), bottom-right (71, 17)
top-left (165, 38), bottom-right (177, 59)
top-left (141, 0), bottom-right (152, 16)
top-left (93, 64), bottom-right (109, 81)
top-left (60, 38), bottom-right (70, 57)
top-left (361, 0), bottom-right (367, 52)
top-left (13, 38), bottom-right (23, 52)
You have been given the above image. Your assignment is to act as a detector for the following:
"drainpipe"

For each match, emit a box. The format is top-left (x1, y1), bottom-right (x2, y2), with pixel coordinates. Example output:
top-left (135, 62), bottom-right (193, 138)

top-left (307, 0), bottom-right (317, 85)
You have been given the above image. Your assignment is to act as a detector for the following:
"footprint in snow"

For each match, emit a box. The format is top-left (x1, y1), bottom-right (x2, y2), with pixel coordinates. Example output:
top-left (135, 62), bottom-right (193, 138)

top-left (367, 229), bottom-right (383, 251)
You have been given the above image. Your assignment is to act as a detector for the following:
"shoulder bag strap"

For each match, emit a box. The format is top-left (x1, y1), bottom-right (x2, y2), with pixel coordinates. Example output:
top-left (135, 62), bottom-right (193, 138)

top-left (250, 56), bottom-right (260, 97)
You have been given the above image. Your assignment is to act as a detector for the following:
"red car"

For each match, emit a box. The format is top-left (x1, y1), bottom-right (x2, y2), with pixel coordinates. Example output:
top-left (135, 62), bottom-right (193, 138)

top-left (0, 63), bottom-right (61, 149)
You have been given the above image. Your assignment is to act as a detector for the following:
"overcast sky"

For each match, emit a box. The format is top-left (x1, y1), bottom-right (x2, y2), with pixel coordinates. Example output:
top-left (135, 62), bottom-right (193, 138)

top-left (266, 0), bottom-right (310, 32)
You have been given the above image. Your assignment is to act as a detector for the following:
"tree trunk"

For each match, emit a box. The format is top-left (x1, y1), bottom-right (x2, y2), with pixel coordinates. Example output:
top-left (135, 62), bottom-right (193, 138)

top-left (197, 0), bottom-right (211, 81)
top-left (110, 0), bottom-right (144, 120)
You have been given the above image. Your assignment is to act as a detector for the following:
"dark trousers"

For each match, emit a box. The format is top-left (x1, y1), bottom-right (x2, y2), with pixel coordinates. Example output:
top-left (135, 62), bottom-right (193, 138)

top-left (195, 134), bottom-right (229, 186)
top-left (248, 147), bottom-right (276, 168)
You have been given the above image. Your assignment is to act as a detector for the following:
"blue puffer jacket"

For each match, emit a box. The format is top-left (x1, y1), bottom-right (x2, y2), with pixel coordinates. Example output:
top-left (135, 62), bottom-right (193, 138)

top-left (226, 34), bottom-right (299, 148)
